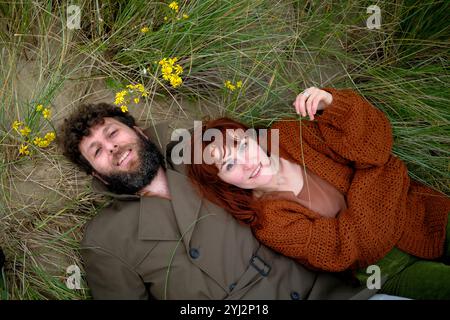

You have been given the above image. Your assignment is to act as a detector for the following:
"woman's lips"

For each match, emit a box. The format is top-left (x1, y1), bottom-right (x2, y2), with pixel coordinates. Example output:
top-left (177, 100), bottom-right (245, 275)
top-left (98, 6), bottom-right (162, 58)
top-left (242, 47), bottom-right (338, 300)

top-left (250, 163), bottom-right (262, 179)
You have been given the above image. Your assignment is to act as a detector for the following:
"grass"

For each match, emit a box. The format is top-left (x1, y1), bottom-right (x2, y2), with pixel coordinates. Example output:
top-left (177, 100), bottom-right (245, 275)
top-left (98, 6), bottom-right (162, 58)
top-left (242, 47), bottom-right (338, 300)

top-left (0, 0), bottom-right (448, 299)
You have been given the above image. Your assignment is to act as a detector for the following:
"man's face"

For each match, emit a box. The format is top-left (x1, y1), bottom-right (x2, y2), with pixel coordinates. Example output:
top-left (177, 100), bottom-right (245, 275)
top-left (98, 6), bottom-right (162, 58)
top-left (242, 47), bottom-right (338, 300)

top-left (78, 117), bottom-right (163, 194)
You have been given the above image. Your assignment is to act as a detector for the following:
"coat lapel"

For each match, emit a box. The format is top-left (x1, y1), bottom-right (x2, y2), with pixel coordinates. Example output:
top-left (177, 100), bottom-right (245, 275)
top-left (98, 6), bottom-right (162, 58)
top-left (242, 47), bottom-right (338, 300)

top-left (166, 168), bottom-right (202, 251)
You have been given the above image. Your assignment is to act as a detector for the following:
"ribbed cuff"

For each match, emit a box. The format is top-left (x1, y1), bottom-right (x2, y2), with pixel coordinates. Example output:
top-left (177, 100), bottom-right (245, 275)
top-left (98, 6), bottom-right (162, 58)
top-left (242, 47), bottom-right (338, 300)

top-left (318, 87), bottom-right (354, 127)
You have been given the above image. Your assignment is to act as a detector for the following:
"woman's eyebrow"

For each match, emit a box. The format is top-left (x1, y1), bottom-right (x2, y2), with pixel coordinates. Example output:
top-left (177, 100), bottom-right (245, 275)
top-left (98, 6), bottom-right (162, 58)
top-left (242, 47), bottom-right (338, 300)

top-left (220, 144), bottom-right (232, 169)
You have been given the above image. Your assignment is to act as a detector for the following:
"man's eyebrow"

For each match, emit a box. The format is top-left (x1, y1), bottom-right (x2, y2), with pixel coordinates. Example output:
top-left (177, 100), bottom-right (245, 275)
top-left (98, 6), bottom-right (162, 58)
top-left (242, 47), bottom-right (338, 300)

top-left (88, 123), bottom-right (113, 152)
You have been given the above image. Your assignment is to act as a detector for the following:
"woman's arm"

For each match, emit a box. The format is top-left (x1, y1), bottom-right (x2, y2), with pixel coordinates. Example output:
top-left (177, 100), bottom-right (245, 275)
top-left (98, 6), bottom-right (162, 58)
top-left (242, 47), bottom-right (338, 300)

top-left (291, 87), bottom-right (394, 169)
top-left (253, 157), bottom-right (410, 272)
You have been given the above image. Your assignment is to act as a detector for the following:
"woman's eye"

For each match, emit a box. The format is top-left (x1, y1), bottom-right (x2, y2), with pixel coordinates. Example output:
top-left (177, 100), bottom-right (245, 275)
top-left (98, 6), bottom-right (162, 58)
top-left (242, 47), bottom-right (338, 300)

top-left (95, 148), bottom-right (101, 157)
top-left (110, 130), bottom-right (117, 137)
top-left (225, 161), bottom-right (235, 171)
top-left (239, 139), bottom-right (248, 152)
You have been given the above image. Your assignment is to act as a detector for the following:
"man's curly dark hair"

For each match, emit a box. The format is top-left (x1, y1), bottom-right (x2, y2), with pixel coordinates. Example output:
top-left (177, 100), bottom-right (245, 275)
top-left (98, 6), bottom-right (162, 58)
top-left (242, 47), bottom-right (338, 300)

top-left (59, 103), bottom-right (137, 174)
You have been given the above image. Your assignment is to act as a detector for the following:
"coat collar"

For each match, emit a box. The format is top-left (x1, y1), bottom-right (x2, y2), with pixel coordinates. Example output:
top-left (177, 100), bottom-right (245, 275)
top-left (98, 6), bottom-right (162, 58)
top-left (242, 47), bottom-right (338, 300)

top-left (137, 168), bottom-right (202, 246)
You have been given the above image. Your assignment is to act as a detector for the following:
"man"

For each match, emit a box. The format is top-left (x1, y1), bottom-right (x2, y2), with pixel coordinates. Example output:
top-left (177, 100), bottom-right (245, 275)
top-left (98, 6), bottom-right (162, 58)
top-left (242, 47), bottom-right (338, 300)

top-left (59, 102), bottom-right (379, 300)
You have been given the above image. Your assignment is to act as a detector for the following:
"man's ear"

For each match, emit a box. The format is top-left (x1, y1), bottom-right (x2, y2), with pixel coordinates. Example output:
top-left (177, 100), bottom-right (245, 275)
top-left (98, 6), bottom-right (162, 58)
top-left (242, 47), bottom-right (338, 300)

top-left (92, 171), bottom-right (109, 185)
top-left (134, 126), bottom-right (149, 140)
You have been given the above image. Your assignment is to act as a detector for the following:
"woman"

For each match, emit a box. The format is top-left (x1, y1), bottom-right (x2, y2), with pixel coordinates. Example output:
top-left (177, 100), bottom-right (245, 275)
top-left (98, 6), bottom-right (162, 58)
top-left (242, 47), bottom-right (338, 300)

top-left (186, 86), bottom-right (450, 299)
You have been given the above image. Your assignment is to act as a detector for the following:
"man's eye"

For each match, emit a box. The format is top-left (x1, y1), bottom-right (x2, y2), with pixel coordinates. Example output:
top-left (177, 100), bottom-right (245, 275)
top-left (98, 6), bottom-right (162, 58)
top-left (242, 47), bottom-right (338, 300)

top-left (95, 148), bottom-right (101, 157)
top-left (110, 130), bottom-right (117, 137)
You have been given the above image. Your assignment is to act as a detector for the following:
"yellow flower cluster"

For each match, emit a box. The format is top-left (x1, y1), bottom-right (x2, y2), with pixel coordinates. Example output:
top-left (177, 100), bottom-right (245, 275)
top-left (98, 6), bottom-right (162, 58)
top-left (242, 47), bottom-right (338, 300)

top-left (35, 104), bottom-right (52, 119)
top-left (224, 80), bottom-right (243, 91)
top-left (164, 1), bottom-right (189, 22)
top-left (11, 104), bottom-right (56, 157)
top-left (141, 26), bottom-right (150, 33)
top-left (19, 144), bottom-right (30, 156)
top-left (12, 121), bottom-right (31, 137)
top-left (33, 132), bottom-right (56, 148)
top-left (159, 57), bottom-right (183, 88)
top-left (114, 83), bottom-right (149, 113)
top-left (169, 1), bottom-right (179, 13)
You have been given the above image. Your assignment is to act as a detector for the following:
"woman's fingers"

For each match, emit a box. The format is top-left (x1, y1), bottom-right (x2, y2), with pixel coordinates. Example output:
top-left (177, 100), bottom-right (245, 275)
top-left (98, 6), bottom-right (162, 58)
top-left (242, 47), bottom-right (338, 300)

top-left (293, 92), bottom-right (306, 116)
top-left (293, 87), bottom-right (326, 120)
top-left (305, 90), bottom-right (321, 121)
top-left (310, 94), bottom-right (321, 120)
top-left (299, 93), bottom-right (307, 117)
top-left (293, 94), bottom-right (302, 115)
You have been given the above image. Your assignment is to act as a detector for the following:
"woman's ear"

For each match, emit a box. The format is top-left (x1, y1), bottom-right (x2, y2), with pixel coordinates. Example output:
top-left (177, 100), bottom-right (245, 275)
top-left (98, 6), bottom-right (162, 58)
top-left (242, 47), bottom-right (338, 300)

top-left (92, 171), bottom-right (110, 185)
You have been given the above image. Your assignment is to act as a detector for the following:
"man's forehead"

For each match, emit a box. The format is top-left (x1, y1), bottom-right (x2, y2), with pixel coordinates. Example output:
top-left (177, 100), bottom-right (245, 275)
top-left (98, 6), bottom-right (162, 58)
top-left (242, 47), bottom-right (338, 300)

top-left (79, 118), bottom-right (120, 151)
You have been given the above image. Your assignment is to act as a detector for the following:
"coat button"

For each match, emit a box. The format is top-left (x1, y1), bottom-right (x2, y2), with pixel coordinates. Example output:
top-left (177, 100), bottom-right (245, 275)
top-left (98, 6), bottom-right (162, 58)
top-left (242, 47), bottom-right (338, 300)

top-left (290, 291), bottom-right (300, 300)
top-left (229, 283), bottom-right (236, 291)
top-left (189, 248), bottom-right (200, 259)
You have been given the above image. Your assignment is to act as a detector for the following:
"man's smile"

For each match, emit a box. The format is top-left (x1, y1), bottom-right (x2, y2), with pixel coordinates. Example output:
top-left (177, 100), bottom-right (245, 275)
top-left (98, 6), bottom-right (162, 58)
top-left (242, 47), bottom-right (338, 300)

top-left (116, 149), bottom-right (132, 167)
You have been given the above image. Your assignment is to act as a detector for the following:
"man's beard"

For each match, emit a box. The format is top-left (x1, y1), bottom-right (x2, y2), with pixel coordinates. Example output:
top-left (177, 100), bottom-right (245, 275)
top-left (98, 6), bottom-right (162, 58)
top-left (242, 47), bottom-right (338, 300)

top-left (96, 132), bottom-right (165, 195)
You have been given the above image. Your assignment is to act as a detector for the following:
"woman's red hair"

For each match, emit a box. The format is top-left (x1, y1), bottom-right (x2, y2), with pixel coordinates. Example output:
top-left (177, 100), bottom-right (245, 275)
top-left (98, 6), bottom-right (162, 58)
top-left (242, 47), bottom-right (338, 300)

top-left (186, 117), bottom-right (268, 227)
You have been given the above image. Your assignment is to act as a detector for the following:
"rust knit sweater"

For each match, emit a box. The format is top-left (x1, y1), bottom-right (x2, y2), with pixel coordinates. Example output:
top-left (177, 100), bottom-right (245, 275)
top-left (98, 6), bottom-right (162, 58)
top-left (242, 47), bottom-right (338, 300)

top-left (253, 87), bottom-right (450, 272)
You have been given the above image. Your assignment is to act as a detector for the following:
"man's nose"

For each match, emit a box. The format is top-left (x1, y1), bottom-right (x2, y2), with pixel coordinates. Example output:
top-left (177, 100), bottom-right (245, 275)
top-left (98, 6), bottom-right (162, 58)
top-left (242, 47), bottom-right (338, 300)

top-left (108, 144), bottom-right (119, 154)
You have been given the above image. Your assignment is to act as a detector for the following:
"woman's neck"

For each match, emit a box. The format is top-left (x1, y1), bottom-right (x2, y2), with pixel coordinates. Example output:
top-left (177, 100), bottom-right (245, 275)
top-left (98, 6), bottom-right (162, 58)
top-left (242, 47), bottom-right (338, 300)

top-left (252, 157), bottom-right (304, 198)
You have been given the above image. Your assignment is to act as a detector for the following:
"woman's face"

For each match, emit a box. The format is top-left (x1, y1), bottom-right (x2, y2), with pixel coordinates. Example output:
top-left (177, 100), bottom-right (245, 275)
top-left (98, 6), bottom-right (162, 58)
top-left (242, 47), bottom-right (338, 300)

top-left (205, 132), bottom-right (275, 190)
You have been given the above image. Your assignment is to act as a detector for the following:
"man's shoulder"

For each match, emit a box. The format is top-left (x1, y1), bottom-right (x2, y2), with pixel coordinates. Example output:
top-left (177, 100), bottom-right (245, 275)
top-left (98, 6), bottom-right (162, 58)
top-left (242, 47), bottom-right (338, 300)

top-left (81, 198), bottom-right (141, 249)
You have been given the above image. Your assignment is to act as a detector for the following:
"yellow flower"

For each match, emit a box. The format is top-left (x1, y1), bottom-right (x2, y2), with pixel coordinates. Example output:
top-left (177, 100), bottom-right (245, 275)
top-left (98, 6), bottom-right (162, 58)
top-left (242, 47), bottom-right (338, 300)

top-left (236, 80), bottom-right (242, 88)
top-left (36, 104), bottom-right (44, 112)
top-left (141, 92), bottom-right (148, 97)
top-left (39, 139), bottom-right (50, 148)
top-left (140, 26), bottom-right (150, 33)
top-left (42, 108), bottom-right (51, 119)
top-left (183, 14), bottom-right (189, 19)
top-left (19, 144), bottom-right (30, 156)
top-left (164, 16), bottom-right (168, 21)
top-left (135, 84), bottom-right (145, 93)
top-left (169, 75), bottom-right (183, 88)
top-left (224, 80), bottom-right (236, 91)
top-left (162, 65), bottom-right (173, 76)
top-left (44, 132), bottom-right (56, 142)
top-left (114, 90), bottom-right (128, 105)
top-left (174, 64), bottom-right (183, 75)
top-left (134, 98), bottom-right (140, 104)
top-left (19, 126), bottom-right (31, 136)
top-left (168, 57), bottom-right (178, 65)
top-left (169, 1), bottom-right (179, 13)
top-left (12, 120), bottom-right (23, 131)
top-left (120, 105), bottom-right (128, 113)
top-left (33, 137), bottom-right (42, 146)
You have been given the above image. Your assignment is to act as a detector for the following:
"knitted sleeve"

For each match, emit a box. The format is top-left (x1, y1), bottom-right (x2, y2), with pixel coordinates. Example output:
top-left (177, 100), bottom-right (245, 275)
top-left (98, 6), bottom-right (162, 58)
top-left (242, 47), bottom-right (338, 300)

top-left (253, 156), bottom-right (411, 272)
top-left (253, 199), bottom-right (359, 272)
top-left (314, 87), bottom-right (394, 169)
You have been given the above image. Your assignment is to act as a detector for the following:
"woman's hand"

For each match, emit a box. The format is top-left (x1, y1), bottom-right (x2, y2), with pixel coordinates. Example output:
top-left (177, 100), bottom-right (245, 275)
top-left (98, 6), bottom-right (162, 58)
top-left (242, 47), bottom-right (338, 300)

top-left (293, 87), bottom-right (333, 121)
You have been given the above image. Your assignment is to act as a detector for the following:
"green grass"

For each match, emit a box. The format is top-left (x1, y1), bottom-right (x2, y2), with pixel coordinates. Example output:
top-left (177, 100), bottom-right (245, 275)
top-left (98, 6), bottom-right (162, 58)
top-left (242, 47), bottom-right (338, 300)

top-left (0, 0), bottom-right (448, 299)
